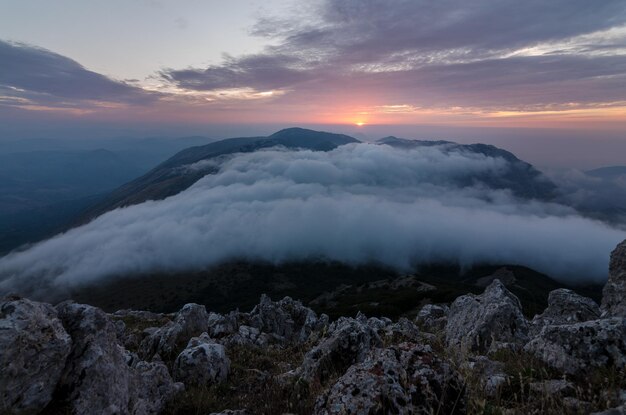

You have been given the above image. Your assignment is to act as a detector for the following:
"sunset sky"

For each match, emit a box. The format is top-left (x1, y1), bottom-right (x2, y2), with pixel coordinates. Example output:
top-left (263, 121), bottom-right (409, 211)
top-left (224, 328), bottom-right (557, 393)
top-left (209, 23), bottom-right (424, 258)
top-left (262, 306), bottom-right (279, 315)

top-left (1, 0), bottom-right (626, 164)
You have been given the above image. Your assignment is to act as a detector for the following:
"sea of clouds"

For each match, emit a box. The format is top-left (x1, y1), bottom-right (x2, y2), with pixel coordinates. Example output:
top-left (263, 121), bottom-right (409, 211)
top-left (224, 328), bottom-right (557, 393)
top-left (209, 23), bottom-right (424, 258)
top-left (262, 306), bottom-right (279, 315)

top-left (0, 143), bottom-right (624, 296)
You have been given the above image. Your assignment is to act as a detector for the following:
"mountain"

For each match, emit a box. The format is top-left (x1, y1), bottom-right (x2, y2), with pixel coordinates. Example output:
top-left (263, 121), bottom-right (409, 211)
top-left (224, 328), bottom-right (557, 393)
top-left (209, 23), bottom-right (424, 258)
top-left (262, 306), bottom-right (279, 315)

top-left (377, 136), bottom-right (556, 200)
top-left (586, 165), bottom-right (626, 179)
top-left (74, 128), bottom-right (359, 223)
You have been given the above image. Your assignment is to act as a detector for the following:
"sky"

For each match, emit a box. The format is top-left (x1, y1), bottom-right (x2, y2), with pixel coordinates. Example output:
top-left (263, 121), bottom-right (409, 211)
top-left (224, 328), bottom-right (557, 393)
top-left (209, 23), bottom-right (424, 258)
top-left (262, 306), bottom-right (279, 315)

top-left (1, 0), bottom-right (626, 167)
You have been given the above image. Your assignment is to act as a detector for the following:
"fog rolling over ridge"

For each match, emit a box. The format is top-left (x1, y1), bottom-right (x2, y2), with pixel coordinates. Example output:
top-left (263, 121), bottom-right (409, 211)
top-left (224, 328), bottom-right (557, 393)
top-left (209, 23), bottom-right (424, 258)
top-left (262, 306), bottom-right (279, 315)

top-left (0, 139), bottom-right (624, 296)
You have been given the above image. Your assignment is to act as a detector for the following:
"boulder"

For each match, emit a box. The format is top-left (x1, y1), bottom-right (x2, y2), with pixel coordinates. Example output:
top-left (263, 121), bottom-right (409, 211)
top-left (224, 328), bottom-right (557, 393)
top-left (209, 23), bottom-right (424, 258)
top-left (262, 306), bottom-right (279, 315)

top-left (0, 297), bottom-right (72, 414)
top-left (248, 295), bottom-right (328, 343)
top-left (524, 317), bottom-right (626, 375)
top-left (445, 279), bottom-right (529, 354)
top-left (141, 303), bottom-right (209, 359)
top-left (602, 240), bottom-right (626, 317)
top-left (314, 342), bottom-right (465, 414)
top-left (415, 304), bottom-right (449, 333)
top-left (173, 332), bottom-right (230, 386)
top-left (295, 316), bottom-right (382, 384)
top-left (56, 302), bottom-right (181, 414)
top-left (207, 311), bottom-right (239, 339)
top-left (530, 289), bottom-right (600, 335)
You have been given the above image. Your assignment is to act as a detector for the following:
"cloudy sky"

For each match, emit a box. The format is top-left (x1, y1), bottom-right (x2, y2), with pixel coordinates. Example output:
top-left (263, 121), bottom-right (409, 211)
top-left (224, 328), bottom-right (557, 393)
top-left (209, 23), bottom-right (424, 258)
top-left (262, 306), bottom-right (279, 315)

top-left (1, 1), bottom-right (625, 153)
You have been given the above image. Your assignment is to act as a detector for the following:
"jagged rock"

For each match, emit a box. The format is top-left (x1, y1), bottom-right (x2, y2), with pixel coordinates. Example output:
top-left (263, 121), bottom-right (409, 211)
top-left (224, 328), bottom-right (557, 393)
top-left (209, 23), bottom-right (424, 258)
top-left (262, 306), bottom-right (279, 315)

top-left (530, 289), bottom-right (600, 335)
top-left (295, 316), bottom-right (382, 384)
top-left (207, 311), bottom-right (239, 339)
top-left (209, 411), bottom-right (251, 415)
top-left (56, 302), bottom-right (181, 414)
top-left (524, 317), bottom-right (626, 375)
top-left (131, 358), bottom-right (184, 414)
top-left (314, 342), bottom-right (465, 414)
top-left (0, 297), bottom-right (72, 414)
top-left (602, 240), bottom-right (626, 317)
top-left (446, 279), bottom-right (529, 353)
top-left (224, 324), bottom-right (270, 348)
top-left (174, 332), bottom-right (230, 386)
top-left (141, 303), bottom-right (209, 359)
top-left (381, 317), bottom-right (422, 343)
top-left (415, 304), bottom-right (449, 333)
top-left (248, 295), bottom-right (328, 344)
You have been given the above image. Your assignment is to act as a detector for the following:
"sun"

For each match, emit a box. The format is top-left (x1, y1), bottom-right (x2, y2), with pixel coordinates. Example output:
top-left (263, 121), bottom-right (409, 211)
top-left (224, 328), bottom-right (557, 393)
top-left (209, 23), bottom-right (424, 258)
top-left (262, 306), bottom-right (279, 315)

top-left (355, 121), bottom-right (365, 126)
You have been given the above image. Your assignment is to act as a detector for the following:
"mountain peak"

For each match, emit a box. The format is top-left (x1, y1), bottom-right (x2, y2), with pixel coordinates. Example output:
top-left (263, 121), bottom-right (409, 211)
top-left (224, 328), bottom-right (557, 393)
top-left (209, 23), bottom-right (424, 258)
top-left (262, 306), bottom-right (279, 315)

top-left (269, 127), bottom-right (359, 146)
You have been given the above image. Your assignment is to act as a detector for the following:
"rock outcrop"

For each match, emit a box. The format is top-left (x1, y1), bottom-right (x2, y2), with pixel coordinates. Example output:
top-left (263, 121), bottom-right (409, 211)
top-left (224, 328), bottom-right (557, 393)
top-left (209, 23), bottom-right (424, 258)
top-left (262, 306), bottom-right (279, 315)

top-left (0, 297), bottom-right (72, 414)
top-left (524, 317), bottom-right (626, 375)
top-left (445, 279), bottom-right (529, 353)
top-left (56, 302), bottom-right (181, 414)
top-left (173, 332), bottom-right (230, 386)
top-left (247, 294), bottom-right (328, 344)
top-left (602, 239), bottom-right (626, 317)
top-left (415, 303), bottom-right (449, 333)
top-left (295, 316), bottom-right (382, 384)
top-left (141, 303), bottom-right (209, 360)
top-left (530, 288), bottom-right (600, 335)
top-left (314, 342), bottom-right (465, 414)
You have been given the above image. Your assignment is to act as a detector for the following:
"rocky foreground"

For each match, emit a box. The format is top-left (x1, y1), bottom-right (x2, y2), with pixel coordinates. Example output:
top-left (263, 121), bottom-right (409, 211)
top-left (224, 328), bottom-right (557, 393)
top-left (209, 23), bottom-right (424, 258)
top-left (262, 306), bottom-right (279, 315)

top-left (2, 240), bottom-right (626, 415)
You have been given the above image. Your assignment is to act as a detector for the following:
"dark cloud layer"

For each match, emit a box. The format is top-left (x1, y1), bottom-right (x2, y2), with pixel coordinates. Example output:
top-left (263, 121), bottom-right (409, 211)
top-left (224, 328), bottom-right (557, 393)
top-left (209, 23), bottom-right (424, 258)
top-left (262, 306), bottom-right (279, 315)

top-left (0, 40), bottom-right (157, 108)
top-left (164, 0), bottom-right (626, 109)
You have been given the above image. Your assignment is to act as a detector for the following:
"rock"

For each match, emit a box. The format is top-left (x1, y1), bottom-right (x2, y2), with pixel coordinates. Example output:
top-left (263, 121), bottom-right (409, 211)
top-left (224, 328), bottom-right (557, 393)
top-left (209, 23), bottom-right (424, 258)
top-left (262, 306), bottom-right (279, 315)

top-left (530, 289), bottom-right (600, 335)
top-left (224, 324), bottom-right (270, 348)
top-left (209, 410), bottom-right (251, 415)
top-left (174, 332), bottom-right (230, 386)
top-left (207, 311), bottom-right (239, 339)
top-left (446, 279), bottom-right (529, 354)
top-left (131, 358), bottom-right (184, 414)
top-left (141, 303), bottom-right (209, 359)
top-left (0, 297), bottom-right (72, 414)
top-left (248, 295), bottom-right (328, 344)
top-left (524, 317), bottom-right (626, 375)
top-left (56, 302), bottom-right (180, 414)
top-left (295, 316), bottom-right (382, 384)
top-left (381, 317), bottom-right (422, 343)
top-left (415, 304), bottom-right (449, 333)
top-left (314, 342), bottom-right (465, 414)
top-left (602, 240), bottom-right (626, 317)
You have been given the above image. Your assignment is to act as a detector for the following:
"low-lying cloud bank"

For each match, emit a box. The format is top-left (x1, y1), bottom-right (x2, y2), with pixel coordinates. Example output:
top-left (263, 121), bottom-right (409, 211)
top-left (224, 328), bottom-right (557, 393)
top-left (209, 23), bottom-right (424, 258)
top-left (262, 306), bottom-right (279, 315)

top-left (0, 143), bottom-right (623, 295)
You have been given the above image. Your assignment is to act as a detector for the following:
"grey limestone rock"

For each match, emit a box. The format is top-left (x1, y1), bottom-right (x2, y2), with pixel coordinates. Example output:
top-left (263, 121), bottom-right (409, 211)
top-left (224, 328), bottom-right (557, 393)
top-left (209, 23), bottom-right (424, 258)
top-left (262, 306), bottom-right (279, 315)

top-left (174, 332), bottom-right (230, 386)
top-left (602, 240), bottom-right (626, 317)
top-left (0, 296), bottom-right (72, 414)
top-left (530, 288), bottom-right (600, 335)
top-left (524, 317), bottom-right (626, 375)
top-left (445, 279), bottom-right (529, 354)
top-left (140, 303), bottom-right (209, 360)
top-left (314, 342), bottom-right (465, 414)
